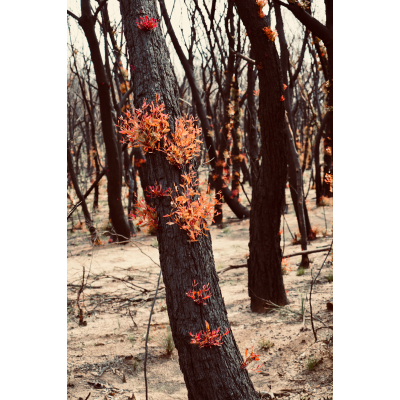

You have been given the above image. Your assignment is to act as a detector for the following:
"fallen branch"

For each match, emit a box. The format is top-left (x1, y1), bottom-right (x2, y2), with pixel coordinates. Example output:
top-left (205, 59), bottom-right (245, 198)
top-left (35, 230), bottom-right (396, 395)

top-left (218, 246), bottom-right (332, 274)
top-left (67, 284), bottom-right (102, 289)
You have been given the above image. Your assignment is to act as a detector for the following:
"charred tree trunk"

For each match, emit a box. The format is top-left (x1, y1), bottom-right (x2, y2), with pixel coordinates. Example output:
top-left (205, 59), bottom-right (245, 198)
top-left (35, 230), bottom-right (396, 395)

top-left (78, 0), bottom-right (130, 242)
top-left (234, 0), bottom-right (288, 312)
top-left (120, 1), bottom-right (259, 398)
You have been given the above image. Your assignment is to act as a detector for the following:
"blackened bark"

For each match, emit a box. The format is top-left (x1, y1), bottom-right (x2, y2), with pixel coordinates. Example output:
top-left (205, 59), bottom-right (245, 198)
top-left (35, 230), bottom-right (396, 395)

top-left (234, 0), bottom-right (288, 312)
top-left (78, 0), bottom-right (130, 241)
top-left (120, 1), bottom-right (258, 398)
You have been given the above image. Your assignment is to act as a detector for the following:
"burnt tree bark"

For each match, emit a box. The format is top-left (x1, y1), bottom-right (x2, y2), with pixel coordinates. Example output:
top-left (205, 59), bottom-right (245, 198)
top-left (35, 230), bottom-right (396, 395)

top-left (234, 0), bottom-right (288, 312)
top-left (77, 0), bottom-right (131, 241)
top-left (120, 0), bottom-right (259, 398)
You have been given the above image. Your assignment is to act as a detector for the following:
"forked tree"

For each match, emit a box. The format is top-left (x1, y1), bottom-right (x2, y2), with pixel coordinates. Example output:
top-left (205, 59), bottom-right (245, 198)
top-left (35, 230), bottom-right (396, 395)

top-left (119, 0), bottom-right (259, 398)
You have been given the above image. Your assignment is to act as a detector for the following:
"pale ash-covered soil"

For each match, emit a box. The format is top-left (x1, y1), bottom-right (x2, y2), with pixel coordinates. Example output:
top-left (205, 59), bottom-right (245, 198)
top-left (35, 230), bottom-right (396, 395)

top-left (67, 183), bottom-right (333, 400)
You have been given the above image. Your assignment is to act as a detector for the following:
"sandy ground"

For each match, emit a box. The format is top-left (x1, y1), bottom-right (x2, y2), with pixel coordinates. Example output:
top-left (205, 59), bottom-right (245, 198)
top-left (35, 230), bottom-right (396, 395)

top-left (67, 178), bottom-right (333, 400)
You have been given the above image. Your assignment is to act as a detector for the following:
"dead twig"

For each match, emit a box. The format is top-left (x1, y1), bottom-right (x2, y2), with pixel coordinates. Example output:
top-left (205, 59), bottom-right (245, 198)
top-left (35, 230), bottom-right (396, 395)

top-left (310, 240), bottom-right (333, 341)
top-left (144, 269), bottom-right (162, 400)
top-left (218, 246), bottom-right (332, 274)
top-left (128, 308), bottom-right (138, 329)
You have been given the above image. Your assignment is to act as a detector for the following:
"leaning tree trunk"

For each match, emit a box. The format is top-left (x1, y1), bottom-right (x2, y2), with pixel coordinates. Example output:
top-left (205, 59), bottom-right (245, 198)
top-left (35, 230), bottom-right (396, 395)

top-left (78, 0), bottom-right (130, 241)
top-left (120, 1), bottom-right (259, 399)
top-left (234, 0), bottom-right (288, 312)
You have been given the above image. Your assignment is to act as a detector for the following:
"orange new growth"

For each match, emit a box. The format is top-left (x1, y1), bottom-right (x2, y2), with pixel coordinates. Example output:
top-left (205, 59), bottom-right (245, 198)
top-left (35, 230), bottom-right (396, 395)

top-left (162, 116), bottom-right (203, 168)
top-left (189, 320), bottom-right (229, 348)
top-left (145, 182), bottom-right (172, 198)
top-left (256, 0), bottom-right (268, 18)
top-left (241, 347), bottom-right (261, 370)
top-left (263, 26), bottom-right (278, 42)
top-left (186, 280), bottom-right (212, 305)
top-left (164, 171), bottom-right (221, 242)
top-left (118, 94), bottom-right (170, 153)
top-left (129, 198), bottom-right (159, 230)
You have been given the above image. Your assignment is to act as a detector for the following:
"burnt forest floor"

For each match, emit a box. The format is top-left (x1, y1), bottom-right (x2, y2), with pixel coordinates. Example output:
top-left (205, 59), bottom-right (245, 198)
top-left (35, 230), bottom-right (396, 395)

top-left (67, 175), bottom-right (333, 400)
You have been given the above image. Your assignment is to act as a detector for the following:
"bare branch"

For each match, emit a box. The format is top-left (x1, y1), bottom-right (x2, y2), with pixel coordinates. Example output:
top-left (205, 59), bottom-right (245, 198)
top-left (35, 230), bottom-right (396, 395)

top-left (93, 0), bottom-right (108, 21)
top-left (229, 47), bottom-right (255, 65)
top-left (67, 10), bottom-right (80, 21)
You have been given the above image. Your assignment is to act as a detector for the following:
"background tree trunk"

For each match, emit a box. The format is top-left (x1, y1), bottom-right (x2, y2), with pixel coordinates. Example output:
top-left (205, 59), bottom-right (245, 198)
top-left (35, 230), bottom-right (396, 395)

top-left (234, 0), bottom-right (288, 312)
top-left (79, 0), bottom-right (130, 241)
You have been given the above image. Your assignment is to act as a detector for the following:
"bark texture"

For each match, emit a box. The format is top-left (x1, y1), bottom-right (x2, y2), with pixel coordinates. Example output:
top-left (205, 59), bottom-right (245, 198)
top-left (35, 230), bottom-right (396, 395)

top-left (120, 1), bottom-right (259, 398)
top-left (234, 0), bottom-right (288, 312)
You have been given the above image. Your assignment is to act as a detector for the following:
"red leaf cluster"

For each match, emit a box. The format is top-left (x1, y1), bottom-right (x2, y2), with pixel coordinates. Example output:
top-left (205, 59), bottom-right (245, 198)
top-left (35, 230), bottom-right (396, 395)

top-left (129, 198), bottom-right (159, 230)
top-left (186, 280), bottom-right (212, 305)
top-left (241, 347), bottom-right (261, 370)
top-left (136, 15), bottom-right (159, 31)
top-left (189, 320), bottom-right (229, 348)
top-left (146, 182), bottom-right (172, 198)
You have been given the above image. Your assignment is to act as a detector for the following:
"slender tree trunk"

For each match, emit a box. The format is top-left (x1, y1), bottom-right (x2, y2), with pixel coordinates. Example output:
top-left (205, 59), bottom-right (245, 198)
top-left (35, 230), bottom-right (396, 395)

top-left (314, 113), bottom-right (329, 205)
top-left (120, 1), bottom-right (259, 398)
top-left (246, 51), bottom-right (260, 187)
top-left (230, 78), bottom-right (241, 200)
top-left (67, 141), bottom-right (96, 240)
top-left (234, 0), bottom-right (288, 312)
top-left (124, 147), bottom-right (136, 236)
top-left (274, 0), bottom-right (311, 249)
top-left (285, 114), bottom-right (309, 266)
top-left (78, 0), bottom-right (130, 241)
